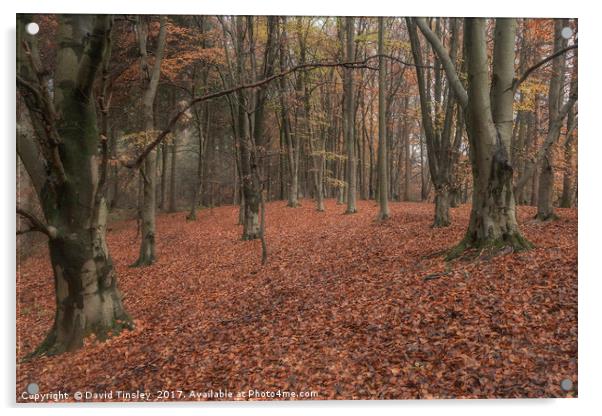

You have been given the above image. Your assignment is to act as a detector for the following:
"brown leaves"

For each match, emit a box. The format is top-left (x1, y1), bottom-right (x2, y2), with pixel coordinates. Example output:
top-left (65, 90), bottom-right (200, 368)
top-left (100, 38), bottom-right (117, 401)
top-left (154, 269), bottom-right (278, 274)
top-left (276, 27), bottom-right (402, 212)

top-left (16, 201), bottom-right (577, 401)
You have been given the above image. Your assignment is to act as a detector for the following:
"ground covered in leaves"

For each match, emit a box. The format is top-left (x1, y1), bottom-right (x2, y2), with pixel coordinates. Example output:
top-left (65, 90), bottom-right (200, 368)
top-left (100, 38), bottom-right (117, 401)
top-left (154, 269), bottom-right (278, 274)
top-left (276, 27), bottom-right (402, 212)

top-left (16, 200), bottom-right (577, 401)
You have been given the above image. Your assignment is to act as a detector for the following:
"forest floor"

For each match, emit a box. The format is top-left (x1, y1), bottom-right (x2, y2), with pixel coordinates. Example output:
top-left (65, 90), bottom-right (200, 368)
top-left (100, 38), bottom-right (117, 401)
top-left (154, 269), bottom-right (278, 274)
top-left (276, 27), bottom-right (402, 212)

top-left (16, 200), bottom-right (577, 401)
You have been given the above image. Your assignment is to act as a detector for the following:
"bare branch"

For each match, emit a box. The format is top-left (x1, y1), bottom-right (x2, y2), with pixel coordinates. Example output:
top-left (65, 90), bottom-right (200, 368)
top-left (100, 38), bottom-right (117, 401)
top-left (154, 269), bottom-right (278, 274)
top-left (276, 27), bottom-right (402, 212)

top-left (415, 17), bottom-right (468, 108)
top-left (125, 54), bottom-right (431, 169)
top-left (16, 208), bottom-right (56, 239)
top-left (513, 44), bottom-right (577, 92)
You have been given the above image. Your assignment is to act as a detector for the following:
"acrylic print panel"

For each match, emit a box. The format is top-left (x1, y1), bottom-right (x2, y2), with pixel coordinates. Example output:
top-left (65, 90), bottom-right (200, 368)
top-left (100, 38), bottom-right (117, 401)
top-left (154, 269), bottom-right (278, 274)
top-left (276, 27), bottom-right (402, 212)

top-left (16, 14), bottom-right (578, 402)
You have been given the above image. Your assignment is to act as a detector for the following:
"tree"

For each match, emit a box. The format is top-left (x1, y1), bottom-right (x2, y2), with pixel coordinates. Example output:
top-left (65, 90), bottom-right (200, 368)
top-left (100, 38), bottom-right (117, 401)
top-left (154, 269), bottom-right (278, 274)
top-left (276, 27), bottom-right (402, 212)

top-left (278, 17), bottom-right (300, 208)
top-left (16, 15), bottom-right (132, 354)
top-left (376, 17), bottom-right (390, 220)
top-left (344, 17), bottom-right (357, 214)
top-left (407, 17), bottom-right (462, 226)
top-left (416, 18), bottom-right (533, 255)
top-left (560, 106), bottom-right (577, 208)
top-left (132, 15), bottom-right (167, 266)
top-left (535, 19), bottom-right (572, 221)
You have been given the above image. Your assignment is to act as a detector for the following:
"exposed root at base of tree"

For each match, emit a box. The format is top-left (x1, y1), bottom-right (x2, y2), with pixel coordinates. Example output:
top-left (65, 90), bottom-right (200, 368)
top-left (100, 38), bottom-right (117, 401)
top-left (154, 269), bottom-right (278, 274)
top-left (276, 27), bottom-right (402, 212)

top-left (25, 316), bottom-right (134, 360)
top-left (129, 258), bottom-right (155, 268)
top-left (376, 212), bottom-right (390, 221)
top-left (534, 212), bottom-right (559, 222)
top-left (445, 233), bottom-right (534, 261)
top-left (432, 219), bottom-right (451, 228)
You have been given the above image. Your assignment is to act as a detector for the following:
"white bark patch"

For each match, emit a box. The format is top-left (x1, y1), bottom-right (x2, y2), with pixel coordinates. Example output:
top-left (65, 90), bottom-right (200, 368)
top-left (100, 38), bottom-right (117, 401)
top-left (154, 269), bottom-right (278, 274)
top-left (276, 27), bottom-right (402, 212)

top-left (80, 259), bottom-right (99, 295)
top-left (93, 198), bottom-right (110, 255)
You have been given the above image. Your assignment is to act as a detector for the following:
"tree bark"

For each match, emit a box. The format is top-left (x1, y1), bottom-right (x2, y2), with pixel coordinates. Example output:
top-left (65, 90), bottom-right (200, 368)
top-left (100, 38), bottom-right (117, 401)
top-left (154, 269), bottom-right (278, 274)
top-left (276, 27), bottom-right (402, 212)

top-left (168, 138), bottom-right (178, 212)
top-left (535, 19), bottom-right (569, 221)
top-left (560, 107), bottom-right (577, 208)
top-left (344, 17), bottom-right (357, 214)
top-left (418, 18), bottom-right (532, 255)
top-left (17, 15), bottom-right (132, 354)
top-left (132, 16), bottom-right (167, 266)
top-left (376, 17), bottom-right (390, 220)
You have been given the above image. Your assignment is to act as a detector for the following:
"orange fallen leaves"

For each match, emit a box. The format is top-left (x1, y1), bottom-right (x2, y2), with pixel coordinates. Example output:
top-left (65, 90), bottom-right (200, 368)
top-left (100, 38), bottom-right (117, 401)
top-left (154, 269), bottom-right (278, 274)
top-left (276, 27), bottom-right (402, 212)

top-left (16, 200), bottom-right (577, 401)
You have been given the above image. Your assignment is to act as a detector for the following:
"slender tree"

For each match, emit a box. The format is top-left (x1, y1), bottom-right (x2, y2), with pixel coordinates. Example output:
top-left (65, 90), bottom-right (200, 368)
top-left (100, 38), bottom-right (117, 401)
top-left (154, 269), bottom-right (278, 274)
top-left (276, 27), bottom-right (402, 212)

top-left (376, 17), bottom-right (390, 220)
top-left (132, 15), bottom-right (167, 266)
top-left (407, 17), bottom-right (462, 226)
top-left (344, 17), bottom-right (357, 214)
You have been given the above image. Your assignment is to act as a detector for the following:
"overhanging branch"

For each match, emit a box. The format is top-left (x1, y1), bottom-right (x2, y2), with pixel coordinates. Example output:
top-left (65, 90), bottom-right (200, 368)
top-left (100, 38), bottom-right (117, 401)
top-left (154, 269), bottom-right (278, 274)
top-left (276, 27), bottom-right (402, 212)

top-left (513, 44), bottom-right (578, 92)
top-left (125, 54), bottom-right (431, 169)
top-left (16, 208), bottom-right (56, 239)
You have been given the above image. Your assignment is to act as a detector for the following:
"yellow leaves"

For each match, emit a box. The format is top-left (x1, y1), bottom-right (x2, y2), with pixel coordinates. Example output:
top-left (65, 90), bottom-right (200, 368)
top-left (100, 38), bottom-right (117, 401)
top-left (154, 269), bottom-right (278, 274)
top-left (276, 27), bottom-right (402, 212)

top-left (515, 80), bottom-right (547, 113)
top-left (121, 130), bottom-right (175, 150)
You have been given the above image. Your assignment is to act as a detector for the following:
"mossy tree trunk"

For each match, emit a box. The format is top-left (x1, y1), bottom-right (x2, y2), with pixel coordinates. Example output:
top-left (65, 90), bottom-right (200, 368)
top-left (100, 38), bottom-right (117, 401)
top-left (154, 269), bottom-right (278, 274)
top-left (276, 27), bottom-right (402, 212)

top-left (417, 18), bottom-right (532, 254)
top-left (459, 18), bottom-right (531, 251)
top-left (17, 15), bottom-right (132, 354)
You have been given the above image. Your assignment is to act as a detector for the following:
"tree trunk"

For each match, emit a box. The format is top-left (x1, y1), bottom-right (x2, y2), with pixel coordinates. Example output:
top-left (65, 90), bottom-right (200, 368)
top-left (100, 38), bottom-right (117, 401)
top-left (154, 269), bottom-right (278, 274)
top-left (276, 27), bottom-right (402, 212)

top-left (17, 15), bottom-right (133, 354)
top-left (434, 187), bottom-right (451, 226)
top-left (159, 143), bottom-right (167, 210)
top-left (376, 17), bottom-right (390, 220)
top-left (428, 18), bottom-right (533, 257)
top-left (133, 16), bottom-right (167, 266)
top-left (560, 108), bottom-right (576, 208)
top-left (41, 198), bottom-right (131, 354)
top-left (344, 17), bottom-right (357, 214)
top-left (535, 19), bottom-right (569, 221)
top-left (168, 139), bottom-right (177, 212)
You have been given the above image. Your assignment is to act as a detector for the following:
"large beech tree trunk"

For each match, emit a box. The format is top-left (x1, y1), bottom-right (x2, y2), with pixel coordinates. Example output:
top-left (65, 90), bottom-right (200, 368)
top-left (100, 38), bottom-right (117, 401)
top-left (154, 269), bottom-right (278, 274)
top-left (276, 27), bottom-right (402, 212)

top-left (17, 15), bottom-right (132, 354)
top-left (416, 17), bottom-right (532, 255)
top-left (458, 18), bottom-right (531, 252)
top-left (44, 198), bottom-right (130, 353)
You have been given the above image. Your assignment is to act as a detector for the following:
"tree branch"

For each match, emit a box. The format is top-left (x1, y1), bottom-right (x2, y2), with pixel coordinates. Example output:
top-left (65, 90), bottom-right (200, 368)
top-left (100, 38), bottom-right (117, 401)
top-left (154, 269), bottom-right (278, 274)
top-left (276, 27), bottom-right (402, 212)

top-left (76, 15), bottom-right (113, 99)
top-left (415, 17), bottom-right (468, 108)
top-left (125, 54), bottom-right (430, 169)
top-left (16, 208), bottom-right (56, 239)
top-left (513, 44), bottom-right (577, 92)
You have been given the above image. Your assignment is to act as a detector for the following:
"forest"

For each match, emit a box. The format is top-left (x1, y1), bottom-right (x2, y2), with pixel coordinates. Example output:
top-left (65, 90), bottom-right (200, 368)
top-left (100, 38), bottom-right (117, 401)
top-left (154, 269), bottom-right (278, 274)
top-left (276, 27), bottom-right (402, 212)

top-left (16, 15), bottom-right (577, 401)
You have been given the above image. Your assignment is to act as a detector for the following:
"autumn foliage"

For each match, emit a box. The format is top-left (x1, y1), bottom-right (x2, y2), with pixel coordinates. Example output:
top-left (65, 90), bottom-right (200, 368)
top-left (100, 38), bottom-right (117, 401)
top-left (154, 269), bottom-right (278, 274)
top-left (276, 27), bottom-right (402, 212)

top-left (17, 200), bottom-right (577, 401)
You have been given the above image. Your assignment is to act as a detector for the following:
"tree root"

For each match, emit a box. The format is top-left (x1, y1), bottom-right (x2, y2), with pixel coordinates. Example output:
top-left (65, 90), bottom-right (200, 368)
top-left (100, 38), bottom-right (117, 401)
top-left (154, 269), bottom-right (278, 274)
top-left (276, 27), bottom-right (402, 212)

top-left (445, 233), bottom-right (533, 261)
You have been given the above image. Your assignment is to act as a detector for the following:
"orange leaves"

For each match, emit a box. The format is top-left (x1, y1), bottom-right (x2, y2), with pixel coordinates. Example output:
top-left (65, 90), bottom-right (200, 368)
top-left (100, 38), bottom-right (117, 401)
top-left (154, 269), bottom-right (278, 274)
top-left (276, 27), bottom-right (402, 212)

top-left (16, 200), bottom-right (577, 401)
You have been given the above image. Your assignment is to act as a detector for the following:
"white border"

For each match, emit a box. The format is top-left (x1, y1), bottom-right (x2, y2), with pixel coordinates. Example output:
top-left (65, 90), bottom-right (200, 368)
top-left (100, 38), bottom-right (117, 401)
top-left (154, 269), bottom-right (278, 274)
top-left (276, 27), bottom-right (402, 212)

top-left (2, 1), bottom-right (600, 415)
